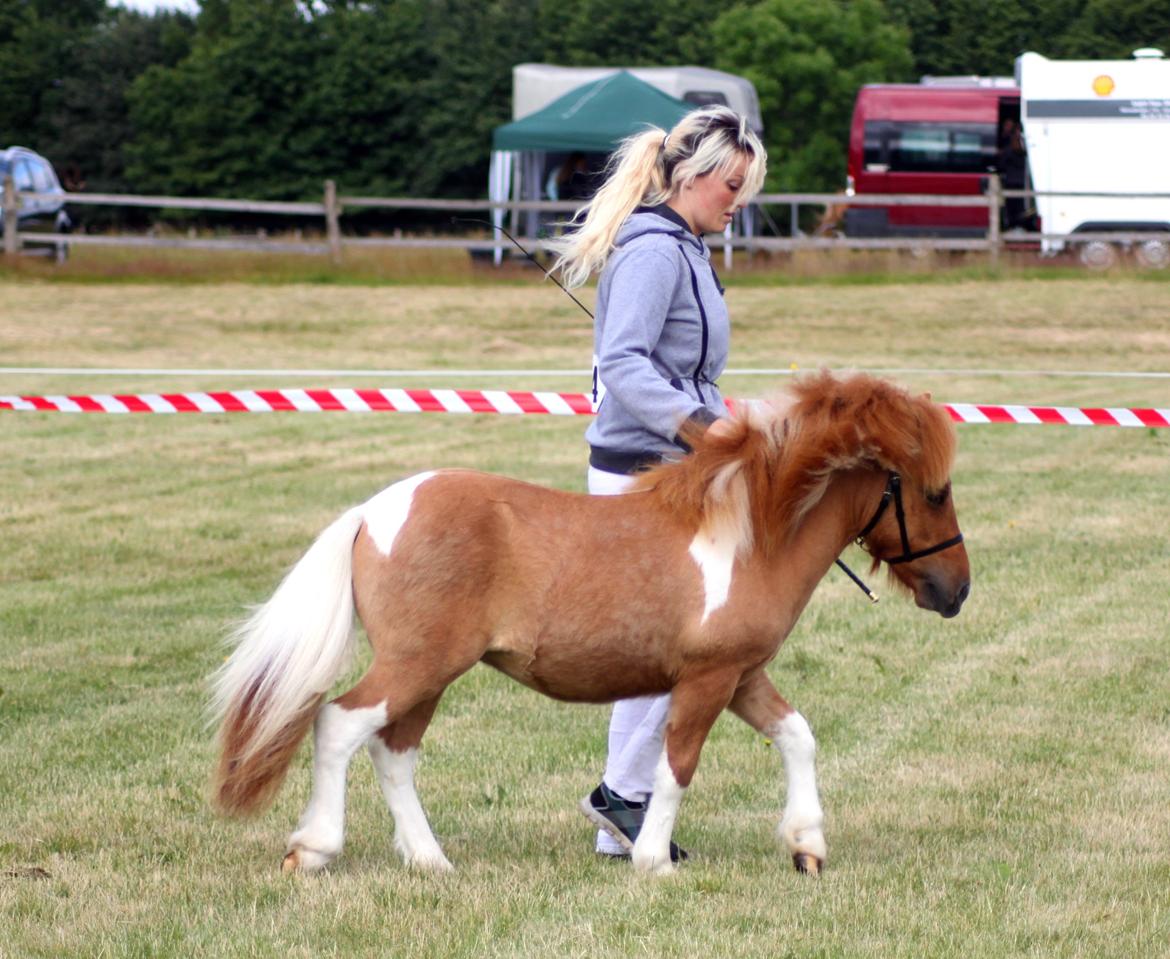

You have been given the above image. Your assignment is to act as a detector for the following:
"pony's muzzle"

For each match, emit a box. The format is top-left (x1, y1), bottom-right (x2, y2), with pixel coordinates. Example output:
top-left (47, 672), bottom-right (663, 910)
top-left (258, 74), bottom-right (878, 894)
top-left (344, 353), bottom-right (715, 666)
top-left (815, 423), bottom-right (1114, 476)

top-left (920, 575), bottom-right (970, 618)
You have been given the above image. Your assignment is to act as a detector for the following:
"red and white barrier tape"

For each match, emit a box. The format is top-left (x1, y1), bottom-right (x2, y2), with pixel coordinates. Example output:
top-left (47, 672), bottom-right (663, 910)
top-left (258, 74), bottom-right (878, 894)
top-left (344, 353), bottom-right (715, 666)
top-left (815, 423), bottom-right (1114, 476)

top-left (0, 388), bottom-right (1166, 427)
top-left (942, 403), bottom-right (1168, 428)
top-left (0, 388), bottom-right (594, 416)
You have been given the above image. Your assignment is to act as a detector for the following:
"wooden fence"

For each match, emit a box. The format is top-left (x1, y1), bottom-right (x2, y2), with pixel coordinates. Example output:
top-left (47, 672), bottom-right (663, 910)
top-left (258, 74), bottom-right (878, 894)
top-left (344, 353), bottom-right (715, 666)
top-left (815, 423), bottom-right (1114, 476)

top-left (3, 175), bottom-right (1169, 269)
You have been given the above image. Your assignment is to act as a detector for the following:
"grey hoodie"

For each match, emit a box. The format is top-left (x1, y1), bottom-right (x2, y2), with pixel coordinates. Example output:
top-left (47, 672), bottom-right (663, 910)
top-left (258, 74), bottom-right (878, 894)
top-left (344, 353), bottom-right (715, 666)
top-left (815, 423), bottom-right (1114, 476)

top-left (587, 206), bottom-right (729, 473)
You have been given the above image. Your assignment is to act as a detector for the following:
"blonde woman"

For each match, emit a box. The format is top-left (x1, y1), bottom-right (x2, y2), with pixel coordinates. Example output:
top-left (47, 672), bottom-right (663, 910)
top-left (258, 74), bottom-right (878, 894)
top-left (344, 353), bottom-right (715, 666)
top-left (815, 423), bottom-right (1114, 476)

top-left (550, 105), bottom-right (767, 861)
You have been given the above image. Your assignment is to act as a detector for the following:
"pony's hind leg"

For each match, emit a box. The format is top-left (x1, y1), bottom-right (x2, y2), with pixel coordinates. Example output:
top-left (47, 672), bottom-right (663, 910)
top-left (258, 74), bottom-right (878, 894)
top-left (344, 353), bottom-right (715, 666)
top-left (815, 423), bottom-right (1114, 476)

top-left (283, 699), bottom-right (388, 873)
top-left (367, 694), bottom-right (452, 872)
top-left (729, 670), bottom-right (826, 876)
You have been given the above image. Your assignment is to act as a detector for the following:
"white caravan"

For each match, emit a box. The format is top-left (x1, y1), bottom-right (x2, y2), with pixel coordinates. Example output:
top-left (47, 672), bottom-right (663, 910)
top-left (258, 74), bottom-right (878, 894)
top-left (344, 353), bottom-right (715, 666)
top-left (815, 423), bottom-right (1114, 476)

top-left (1016, 48), bottom-right (1170, 267)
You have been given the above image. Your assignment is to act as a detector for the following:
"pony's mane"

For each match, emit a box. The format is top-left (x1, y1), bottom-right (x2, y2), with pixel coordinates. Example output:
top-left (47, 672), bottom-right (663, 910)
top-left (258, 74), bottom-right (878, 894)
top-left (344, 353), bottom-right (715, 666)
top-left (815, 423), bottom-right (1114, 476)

top-left (635, 371), bottom-right (957, 556)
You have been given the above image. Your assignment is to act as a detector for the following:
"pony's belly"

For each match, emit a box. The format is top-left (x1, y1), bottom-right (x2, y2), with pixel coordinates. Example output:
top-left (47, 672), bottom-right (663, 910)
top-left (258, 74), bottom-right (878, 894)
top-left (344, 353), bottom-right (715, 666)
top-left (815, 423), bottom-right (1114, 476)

top-left (480, 647), bottom-right (670, 704)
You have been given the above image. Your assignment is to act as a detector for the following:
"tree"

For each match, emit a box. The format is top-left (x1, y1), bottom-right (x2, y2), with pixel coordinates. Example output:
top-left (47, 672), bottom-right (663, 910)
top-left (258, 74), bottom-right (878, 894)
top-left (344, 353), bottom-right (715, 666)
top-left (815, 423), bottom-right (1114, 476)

top-left (712, 0), bottom-right (914, 191)
top-left (542, 0), bottom-right (729, 66)
top-left (886, 0), bottom-right (1170, 77)
top-left (0, 0), bottom-right (106, 147)
top-left (125, 0), bottom-right (550, 200)
top-left (397, 0), bottom-right (548, 197)
top-left (1050, 0), bottom-right (1170, 60)
top-left (37, 9), bottom-right (195, 194)
top-left (126, 0), bottom-right (322, 198)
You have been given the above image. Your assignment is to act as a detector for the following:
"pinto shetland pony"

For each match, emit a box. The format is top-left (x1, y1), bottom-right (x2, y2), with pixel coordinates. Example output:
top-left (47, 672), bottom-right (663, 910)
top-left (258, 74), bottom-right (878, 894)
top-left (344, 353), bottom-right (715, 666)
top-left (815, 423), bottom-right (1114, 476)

top-left (211, 372), bottom-right (970, 877)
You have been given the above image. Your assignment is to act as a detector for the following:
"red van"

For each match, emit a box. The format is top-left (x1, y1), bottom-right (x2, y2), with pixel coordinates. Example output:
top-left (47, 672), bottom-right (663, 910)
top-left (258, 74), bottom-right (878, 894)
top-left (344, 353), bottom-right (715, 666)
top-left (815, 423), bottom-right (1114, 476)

top-left (842, 80), bottom-right (1022, 237)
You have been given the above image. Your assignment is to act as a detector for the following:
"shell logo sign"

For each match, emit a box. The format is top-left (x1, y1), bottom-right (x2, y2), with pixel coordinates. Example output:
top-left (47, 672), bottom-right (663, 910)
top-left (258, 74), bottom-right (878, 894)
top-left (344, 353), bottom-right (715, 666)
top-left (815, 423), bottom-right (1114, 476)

top-left (1092, 74), bottom-right (1115, 96)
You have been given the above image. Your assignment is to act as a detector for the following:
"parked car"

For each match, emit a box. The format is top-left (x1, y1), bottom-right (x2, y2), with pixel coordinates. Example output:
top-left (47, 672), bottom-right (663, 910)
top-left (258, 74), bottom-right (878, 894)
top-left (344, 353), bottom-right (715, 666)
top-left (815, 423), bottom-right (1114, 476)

top-left (841, 80), bottom-right (1018, 238)
top-left (0, 146), bottom-right (72, 255)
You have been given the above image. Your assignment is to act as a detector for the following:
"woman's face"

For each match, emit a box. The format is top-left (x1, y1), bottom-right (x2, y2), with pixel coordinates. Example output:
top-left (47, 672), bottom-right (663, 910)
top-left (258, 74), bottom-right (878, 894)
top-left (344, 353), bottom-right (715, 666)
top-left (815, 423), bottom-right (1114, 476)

top-left (671, 153), bottom-right (751, 235)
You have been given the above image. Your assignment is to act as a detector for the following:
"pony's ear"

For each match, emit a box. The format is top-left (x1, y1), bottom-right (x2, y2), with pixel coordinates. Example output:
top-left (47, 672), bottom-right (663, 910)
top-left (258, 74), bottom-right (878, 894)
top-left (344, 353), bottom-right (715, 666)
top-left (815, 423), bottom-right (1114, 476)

top-left (921, 391), bottom-right (933, 402)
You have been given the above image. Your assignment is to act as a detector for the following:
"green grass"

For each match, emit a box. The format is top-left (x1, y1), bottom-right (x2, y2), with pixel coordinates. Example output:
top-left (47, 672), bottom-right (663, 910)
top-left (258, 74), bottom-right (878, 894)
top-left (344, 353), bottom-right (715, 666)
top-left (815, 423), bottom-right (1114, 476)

top-left (4, 242), bottom-right (1170, 287)
top-left (1, 277), bottom-right (1169, 957)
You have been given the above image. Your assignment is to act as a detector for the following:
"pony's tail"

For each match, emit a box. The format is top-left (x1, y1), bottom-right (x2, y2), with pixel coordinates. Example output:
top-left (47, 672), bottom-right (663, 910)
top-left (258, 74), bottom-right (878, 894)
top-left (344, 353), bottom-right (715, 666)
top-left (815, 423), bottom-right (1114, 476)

top-left (210, 505), bottom-right (366, 816)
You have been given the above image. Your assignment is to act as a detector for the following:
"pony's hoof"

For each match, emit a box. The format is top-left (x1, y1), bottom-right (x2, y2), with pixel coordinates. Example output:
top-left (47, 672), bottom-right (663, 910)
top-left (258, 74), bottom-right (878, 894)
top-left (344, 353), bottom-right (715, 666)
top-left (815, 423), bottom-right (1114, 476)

top-left (793, 852), bottom-right (823, 876)
top-left (282, 846), bottom-right (333, 874)
top-left (635, 861), bottom-right (676, 877)
top-left (631, 852), bottom-right (676, 877)
top-left (406, 852), bottom-right (454, 873)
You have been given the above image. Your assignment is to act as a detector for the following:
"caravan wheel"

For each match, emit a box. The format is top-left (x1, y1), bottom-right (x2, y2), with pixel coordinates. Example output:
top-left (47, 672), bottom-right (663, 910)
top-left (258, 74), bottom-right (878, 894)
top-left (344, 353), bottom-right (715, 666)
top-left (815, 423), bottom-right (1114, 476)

top-left (1078, 241), bottom-right (1119, 271)
top-left (1133, 239), bottom-right (1170, 270)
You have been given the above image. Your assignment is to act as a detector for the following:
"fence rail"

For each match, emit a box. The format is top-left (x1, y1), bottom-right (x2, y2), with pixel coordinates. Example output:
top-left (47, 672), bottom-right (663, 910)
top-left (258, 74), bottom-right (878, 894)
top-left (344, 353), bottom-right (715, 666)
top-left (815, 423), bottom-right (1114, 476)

top-left (4, 175), bottom-right (1170, 268)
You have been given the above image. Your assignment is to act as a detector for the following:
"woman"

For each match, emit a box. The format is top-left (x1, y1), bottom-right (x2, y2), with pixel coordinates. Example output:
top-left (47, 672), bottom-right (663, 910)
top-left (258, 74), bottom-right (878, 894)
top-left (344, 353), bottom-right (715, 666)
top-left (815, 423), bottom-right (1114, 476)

top-left (549, 105), bottom-right (767, 860)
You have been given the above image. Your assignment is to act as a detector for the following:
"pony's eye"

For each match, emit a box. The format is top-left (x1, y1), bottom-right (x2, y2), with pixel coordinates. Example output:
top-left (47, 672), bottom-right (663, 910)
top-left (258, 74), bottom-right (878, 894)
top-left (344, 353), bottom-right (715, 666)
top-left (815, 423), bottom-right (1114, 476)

top-left (926, 484), bottom-right (951, 508)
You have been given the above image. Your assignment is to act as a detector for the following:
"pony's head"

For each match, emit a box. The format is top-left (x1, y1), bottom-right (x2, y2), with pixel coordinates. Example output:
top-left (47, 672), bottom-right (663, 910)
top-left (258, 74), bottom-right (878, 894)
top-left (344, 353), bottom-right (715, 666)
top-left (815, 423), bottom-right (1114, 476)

top-left (641, 371), bottom-right (970, 616)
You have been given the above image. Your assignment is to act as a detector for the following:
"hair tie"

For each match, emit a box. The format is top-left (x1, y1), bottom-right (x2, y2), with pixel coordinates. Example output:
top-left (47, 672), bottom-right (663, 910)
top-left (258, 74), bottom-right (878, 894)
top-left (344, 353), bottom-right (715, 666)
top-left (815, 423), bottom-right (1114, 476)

top-left (661, 133), bottom-right (669, 151)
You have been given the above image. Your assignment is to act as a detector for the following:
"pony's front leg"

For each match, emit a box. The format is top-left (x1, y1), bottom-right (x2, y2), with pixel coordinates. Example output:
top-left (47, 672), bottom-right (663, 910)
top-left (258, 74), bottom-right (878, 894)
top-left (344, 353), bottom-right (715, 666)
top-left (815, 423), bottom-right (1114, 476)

top-left (632, 670), bottom-right (741, 876)
top-left (729, 671), bottom-right (826, 875)
top-left (283, 700), bottom-right (388, 873)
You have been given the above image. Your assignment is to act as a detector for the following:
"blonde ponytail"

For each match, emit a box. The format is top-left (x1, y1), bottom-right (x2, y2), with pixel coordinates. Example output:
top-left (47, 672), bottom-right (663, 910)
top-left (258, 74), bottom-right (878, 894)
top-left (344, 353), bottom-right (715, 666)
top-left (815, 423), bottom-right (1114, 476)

top-left (548, 129), bottom-right (668, 290)
top-left (548, 105), bottom-right (767, 289)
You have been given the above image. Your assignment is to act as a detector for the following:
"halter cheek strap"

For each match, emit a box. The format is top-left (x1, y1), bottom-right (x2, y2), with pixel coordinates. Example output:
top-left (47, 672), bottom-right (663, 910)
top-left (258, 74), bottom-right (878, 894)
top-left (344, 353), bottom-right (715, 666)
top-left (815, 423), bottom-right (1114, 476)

top-left (856, 472), bottom-right (965, 566)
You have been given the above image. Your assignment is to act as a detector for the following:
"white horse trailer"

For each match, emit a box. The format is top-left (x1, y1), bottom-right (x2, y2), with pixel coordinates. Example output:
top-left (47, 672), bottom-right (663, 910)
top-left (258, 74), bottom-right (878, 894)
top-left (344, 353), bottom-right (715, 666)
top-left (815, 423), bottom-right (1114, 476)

top-left (511, 63), bottom-right (763, 133)
top-left (1017, 48), bottom-right (1170, 268)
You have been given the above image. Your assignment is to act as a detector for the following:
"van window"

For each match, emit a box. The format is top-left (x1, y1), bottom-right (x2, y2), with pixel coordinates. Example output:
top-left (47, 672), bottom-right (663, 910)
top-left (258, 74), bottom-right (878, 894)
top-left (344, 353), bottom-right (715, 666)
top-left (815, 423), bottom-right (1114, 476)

top-left (683, 91), bottom-right (729, 108)
top-left (864, 120), bottom-right (997, 174)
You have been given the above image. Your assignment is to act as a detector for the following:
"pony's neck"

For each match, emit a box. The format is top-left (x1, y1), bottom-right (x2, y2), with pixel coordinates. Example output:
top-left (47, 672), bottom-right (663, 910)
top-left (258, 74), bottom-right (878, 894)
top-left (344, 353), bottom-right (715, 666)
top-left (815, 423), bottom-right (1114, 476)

top-left (766, 468), bottom-right (888, 607)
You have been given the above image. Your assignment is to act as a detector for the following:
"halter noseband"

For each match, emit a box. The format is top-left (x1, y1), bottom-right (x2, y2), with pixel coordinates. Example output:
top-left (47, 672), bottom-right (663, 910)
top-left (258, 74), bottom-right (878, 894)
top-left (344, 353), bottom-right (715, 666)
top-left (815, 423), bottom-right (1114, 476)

top-left (855, 471), bottom-right (965, 566)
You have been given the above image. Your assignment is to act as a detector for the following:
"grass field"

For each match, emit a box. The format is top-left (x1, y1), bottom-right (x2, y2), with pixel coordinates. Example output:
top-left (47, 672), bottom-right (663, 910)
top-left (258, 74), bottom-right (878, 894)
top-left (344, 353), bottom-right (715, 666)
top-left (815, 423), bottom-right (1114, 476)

top-left (2, 272), bottom-right (1169, 957)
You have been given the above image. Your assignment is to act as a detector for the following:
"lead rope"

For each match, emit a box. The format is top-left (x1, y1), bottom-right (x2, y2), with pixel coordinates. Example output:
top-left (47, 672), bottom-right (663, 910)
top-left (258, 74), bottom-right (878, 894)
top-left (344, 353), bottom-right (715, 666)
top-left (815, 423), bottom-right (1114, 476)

top-left (834, 559), bottom-right (879, 603)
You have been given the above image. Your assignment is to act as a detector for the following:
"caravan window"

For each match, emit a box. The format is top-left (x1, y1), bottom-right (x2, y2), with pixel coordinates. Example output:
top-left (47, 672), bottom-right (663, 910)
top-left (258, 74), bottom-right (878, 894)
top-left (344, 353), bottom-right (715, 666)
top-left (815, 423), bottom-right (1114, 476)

top-left (864, 121), bottom-right (997, 173)
top-left (682, 90), bottom-right (729, 108)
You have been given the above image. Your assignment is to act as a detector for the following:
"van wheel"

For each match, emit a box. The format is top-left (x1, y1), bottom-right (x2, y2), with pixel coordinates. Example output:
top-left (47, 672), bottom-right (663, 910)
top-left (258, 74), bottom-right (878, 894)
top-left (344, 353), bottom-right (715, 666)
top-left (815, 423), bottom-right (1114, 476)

top-left (1078, 240), bottom-right (1118, 271)
top-left (1133, 239), bottom-right (1169, 270)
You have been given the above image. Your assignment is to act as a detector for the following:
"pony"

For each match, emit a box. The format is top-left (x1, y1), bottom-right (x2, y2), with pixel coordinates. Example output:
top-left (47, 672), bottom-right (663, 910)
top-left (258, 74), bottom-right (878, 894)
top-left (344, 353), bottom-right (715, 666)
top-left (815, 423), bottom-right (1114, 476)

top-left (210, 372), bottom-right (970, 877)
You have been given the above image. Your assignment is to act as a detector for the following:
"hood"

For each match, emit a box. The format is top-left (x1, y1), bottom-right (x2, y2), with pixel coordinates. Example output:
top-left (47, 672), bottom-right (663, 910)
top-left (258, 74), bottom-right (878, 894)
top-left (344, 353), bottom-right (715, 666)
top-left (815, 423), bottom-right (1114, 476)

top-left (614, 207), bottom-right (706, 255)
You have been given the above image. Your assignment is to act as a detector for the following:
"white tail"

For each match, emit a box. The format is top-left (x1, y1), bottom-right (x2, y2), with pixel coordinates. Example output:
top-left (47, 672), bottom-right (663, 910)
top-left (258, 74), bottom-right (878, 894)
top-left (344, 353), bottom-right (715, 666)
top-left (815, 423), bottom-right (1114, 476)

top-left (210, 505), bottom-right (365, 812)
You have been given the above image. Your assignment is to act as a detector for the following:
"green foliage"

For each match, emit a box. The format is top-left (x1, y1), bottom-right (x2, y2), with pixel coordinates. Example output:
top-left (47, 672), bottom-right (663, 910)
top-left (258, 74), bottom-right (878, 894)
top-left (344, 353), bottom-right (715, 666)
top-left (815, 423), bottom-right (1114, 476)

top-left (401, 0), bottom-right (548, 197)
top-left (125, 0), bottom-right (548, 199)
top-left (41, 10), bottom-right (194, 195)
top-left (1051, 0), bottom-right (1170, 60)
top-left (542, 0), bottom-right (727, 65)
top-left (0, 0), bottom-right (105, 146)
top-left (712, 0), bottom-right (914, 191)
top-left (1, 2), bottom-right (193, 209)
top-left (126, 0), bottom-right (321, 199)
top-left (2, 0), bottom-right (1168, 203)
top-left (886, 0), bottom-right (1170, 76)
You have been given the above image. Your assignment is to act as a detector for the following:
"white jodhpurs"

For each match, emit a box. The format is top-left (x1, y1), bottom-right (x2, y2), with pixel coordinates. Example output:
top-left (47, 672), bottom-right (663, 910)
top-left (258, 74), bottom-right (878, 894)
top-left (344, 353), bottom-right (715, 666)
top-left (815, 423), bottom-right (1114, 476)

top-left (587, 465), bottom-right (672, 854)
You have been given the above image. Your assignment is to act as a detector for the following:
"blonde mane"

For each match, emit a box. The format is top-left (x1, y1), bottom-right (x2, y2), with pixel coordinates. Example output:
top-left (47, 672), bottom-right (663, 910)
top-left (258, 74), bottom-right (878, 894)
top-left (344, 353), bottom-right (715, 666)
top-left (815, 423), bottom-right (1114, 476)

top-left (635, 372), bottom-right (958, 556)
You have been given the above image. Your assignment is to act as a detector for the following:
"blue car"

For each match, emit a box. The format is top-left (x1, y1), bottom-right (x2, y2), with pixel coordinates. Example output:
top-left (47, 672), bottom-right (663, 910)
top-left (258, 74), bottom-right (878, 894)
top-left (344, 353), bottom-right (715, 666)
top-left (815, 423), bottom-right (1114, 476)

top-left (1, 146), bottom-right (72, 256)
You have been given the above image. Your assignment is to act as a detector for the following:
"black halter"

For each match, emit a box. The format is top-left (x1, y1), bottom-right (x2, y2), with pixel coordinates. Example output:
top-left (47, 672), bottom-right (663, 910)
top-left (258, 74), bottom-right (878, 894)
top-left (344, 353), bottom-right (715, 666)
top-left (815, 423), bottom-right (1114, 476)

top-left (855, 472), bottom-right (965, 566)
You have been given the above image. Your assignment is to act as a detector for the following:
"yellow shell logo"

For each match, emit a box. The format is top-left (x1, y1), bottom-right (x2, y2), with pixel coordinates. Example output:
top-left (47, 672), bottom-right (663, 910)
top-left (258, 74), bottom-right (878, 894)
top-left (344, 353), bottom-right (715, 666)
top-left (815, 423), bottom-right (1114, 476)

top-left (1092, 74), bottom-right (1115, 96)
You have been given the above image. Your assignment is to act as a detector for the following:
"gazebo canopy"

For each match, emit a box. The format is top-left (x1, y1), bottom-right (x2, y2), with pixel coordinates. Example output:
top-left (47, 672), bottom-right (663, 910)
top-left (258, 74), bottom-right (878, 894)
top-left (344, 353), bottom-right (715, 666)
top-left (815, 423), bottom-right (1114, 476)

top-left (492, 70), bottom-right (694, 152)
